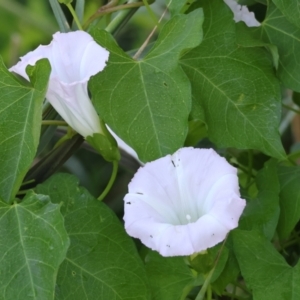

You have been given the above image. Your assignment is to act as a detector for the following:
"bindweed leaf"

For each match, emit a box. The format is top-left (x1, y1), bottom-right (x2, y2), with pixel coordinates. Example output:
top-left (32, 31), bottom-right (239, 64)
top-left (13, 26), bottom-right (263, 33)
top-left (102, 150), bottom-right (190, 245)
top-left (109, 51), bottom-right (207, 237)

top-left (145, 251), bottom-right (197, 300)
top-left (272, 0), bottom-right (300, 29)
top-left (277, 166), bottom-right (300, 239)
top-left (261, 2), bottom-right (300, 91)
top-left (0, 192), bottom-right (69, 299)
top-left (0, 57), bottom-right (50, 202)
top-left (236, 22), bottom-right (279, 70)
top-left (36, 174), bottom-right (150, 300)
top-left (233, 230), bottom-right (300, 300)
top-left (180, 0), bottom-right (285, 159)
top-left (240, 159), bottom-right (280, 240)
top-left (90, 9), bottom-right (204, 162)
top-left (167, 0), bottom-right (196, 15)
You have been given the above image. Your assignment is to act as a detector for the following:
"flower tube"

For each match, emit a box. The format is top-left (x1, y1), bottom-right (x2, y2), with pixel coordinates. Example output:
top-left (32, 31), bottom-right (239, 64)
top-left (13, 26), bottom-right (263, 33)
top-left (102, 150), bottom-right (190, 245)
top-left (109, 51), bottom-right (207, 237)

top-left (10, 31), bottom-right (109, 139)
top-left (124, 148), bottom-right (246, 257)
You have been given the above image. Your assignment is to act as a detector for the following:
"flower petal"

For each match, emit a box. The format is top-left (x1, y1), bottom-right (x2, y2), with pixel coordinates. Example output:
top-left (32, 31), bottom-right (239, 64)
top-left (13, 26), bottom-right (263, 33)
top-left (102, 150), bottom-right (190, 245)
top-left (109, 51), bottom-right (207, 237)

top-left (171, 148), bottom-right (239, 222)
top-left (10, 31), bottom-right (109, 138)
top-left (124, 147), bottom-right (246, 257)
top-left (46, 80), bottom-right (101, 137)
top-left (223, 0), bottom-right (260, 27)
top-left (108, 127), bottom-right (140, 163)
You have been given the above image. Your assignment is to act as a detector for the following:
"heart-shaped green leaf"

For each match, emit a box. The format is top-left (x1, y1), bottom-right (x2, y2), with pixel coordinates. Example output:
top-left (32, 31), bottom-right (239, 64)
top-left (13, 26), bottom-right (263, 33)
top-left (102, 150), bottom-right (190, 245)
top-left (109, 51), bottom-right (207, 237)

top-left (180, 0), bottom-right (285, 159)
top-left (0, 192), bottom-right (69, 299)
top-left (90, 9), bottom-right (204, 162)
top-left (0, 57), bottom-right (50, 202)
top-left (37, 174), bottom-right (151, 300)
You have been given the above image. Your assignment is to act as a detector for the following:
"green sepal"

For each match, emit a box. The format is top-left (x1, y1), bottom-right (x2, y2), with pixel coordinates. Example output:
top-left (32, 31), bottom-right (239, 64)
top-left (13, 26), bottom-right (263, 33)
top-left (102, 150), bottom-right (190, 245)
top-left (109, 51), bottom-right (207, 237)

top-left (86, 133), bottom-right (120, 162)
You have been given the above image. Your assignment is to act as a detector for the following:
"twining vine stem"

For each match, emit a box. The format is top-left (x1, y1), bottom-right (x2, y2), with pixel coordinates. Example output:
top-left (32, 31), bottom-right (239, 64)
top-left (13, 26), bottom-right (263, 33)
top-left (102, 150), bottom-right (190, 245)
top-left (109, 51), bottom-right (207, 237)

top-left (195, 235), bottom-right (229, 300)
top-left (133, 5), bottom-right (169, 60)
top-left (42, 120), bottom-right (68, 126)
top-left (83, 1), bottom-right (145, 29)
top-left (66, 3), bottom-right (83, 30)
top-left (98, 160), bottom-right (119, 201)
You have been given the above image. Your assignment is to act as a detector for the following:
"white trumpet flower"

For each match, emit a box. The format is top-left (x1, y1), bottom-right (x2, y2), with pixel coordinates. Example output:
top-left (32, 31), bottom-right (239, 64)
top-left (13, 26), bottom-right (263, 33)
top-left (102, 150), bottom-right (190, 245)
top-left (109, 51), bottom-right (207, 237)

top-left (124, 148), bottom-right (246, 257)
top-left (224, 0), bottom-right (260, 27)
top-left (10, 31), bottom-right (109, 138)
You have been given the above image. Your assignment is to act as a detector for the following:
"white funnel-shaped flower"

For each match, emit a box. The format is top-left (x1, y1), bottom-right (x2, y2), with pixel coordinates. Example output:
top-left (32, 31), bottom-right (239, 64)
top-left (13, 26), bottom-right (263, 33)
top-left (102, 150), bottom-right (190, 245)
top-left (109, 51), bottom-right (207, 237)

top-left (224, 0), bottom-right (260, 27)
top-left (10, 31), bottom-right (109, 138)
top-left (124, 148), bottom-right (246, 257)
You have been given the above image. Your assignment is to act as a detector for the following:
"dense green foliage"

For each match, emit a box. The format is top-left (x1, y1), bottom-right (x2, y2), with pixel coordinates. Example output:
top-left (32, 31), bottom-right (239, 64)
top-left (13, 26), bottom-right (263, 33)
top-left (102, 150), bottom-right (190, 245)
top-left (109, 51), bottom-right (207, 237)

top-left (1, 0), bottom-right (300, 299)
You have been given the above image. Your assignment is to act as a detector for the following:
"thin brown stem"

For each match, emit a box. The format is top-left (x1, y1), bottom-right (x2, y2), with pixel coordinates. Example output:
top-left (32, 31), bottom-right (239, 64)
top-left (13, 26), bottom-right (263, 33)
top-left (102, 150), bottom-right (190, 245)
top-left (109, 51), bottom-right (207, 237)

top-left (83, 2), bottom-right (144, 29)
top-left (133, 6), bottom-right (168, 60)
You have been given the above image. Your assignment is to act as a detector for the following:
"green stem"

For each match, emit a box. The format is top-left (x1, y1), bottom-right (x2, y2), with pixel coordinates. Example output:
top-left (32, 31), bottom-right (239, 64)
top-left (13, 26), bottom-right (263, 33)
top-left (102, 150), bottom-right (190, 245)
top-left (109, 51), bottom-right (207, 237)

top-left (232, 163), bottom-right (255, 178)
top-left (54, 127), bottom-right (77, 149)
top-left (98, 160), bottom-right (119, 201)
top-left (141, 0), bottom-right (158, 25)
top-left (21, 179), bottom-right (35, 186)
top-left (83, 0), bottom-right (118, 28)
top-left (66, 3), bottom-right (83, 30)
top-left (24, 134), bottom-right (84, 189)
top-left (42, 120), bottom-right (68, 126)
top-left (104, 0), bottom-right (141, 34)
top-left (84, 1), bottom-right (145, 30)
top-left (17, 189), bottom-right (32, 196)
top-left (206, 284), bottom-right (212, 300)
top-left (195, 269), bottom-right (214, 300)
top-left (195, 236), bottom-right (228, 300)
top-left (195, 268), bottom-right (215, 300)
